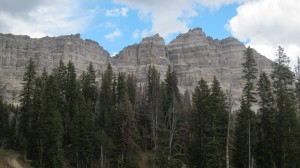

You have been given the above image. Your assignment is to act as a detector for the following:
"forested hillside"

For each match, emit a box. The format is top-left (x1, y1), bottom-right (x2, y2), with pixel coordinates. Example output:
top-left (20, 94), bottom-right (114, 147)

top-left (1, 46), bottom-right (300, 168)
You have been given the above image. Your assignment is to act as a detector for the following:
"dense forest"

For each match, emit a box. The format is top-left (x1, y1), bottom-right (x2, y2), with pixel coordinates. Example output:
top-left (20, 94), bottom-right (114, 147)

top-left (1, 46), bottom-right (300, 168)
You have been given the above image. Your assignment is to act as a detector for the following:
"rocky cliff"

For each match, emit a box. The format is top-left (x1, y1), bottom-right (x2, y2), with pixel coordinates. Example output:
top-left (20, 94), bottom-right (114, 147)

top-left (0, 28), bottom-right (273, 107)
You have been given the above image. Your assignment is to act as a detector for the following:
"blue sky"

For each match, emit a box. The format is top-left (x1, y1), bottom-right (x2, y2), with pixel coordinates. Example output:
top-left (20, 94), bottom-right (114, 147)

top-left (80, 1), bottom-right (239, 56)
top-left (0, 0), bottom-right (299, 66)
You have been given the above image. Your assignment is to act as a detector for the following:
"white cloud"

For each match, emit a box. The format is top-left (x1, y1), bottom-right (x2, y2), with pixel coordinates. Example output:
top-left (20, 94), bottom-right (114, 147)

top-left (113, 0), bottom-right (250, 38)
top-left (0, 0), bottom-right (96, 38)
top-left (141, 29), bottom-right (153, 38)
top-left (227, 0), bottom-right (300, 66)
top-left (132, 29), bottom-right (139, 39)
top-left (105, 7), bottom-right (128, 17)
top-left (112, 52), bottom-right (118, 56)
top-left (97, 22), bottom-right (117, 29)
top-left (197, 0), bottom-right (253, 10)
top-left (105, 28), bottom-right (122, 42)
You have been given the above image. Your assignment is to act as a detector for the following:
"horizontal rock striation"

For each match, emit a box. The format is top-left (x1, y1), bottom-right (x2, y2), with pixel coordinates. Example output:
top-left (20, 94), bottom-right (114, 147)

top-left (0, 28), bottom-right (273, 108)
top-left (0, 33), bottom-right (109, 102)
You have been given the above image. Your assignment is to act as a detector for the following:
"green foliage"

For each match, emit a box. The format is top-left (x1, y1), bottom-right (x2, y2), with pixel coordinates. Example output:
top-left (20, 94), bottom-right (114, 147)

top-left (18, 58), bottom-right (37, 160)
top-left (242, 46), bottom-right (258, 106)
top-left (256, 72), bottom-right (276, 168)
top-left (189, 77), bottom-right (229, 168)
top-left (233, 98), bottom-right (256, 168)
top-left (0, 100), bottom-right (10, 149)
top-left (233, 47), bottom-right (258, 168)
top-left (189, 79), bottom-right (210, 167)
top-left (271, 46), bottom-right (300, 168)
top-left (12, 49), bottom-right (300, 168)
top-left (82, 63), bottom-right (97, 105)
top-left (42, 75), bottom-right (64, 168)
top-left (71, 93), bottom-right (94, 168)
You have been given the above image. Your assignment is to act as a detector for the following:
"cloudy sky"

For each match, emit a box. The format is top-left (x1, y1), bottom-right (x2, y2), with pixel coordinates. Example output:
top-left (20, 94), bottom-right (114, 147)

top-left (0, 0), bottom-right (299, 66)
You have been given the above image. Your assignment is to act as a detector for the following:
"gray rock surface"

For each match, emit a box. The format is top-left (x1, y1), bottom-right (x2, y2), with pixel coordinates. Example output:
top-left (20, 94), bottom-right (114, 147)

top-left (0, 28), bottom-right (273, 109)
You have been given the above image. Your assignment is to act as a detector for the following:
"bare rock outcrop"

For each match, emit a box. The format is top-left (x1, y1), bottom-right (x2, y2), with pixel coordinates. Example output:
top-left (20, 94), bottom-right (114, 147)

top-left (0, 33), bottom-right (109, 102)
top-left (0, 28), bottom-right (273, 107)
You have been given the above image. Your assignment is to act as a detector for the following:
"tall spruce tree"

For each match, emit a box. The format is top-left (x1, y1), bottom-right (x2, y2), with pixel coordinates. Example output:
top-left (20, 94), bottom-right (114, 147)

top-left (127, 74), bottom-right (136, 106)
top-left (53, 59), bottom-right (68, 147)
top-left (65, 60), bottom-right (78, 145)
top-left (97, 63), bottom-right (114, 166)
top-left (271, 46), bottom-right (299, 167)
top-left (0, 96), bottom-right (10, 149)
top-left (19, 58), bottom-right (36, 159)
top-left (82, 63), bottom-right (97, 108)
top-left (146, 65), bottom-right (161, 151)
top-left (71, 93), bottom-right (94, 168)
top-left (189, 79), bottom-right (210, 167)
top-left (42, 75), bottom-right (64, 168)
top-left (256, 72), bottom-right (276, 168)
top-left (295, 57), bottom-right (300, 115)
top-left (206, 76), bottom-right (228, 167)
top-left (234, 47), bottom-right (257, 168)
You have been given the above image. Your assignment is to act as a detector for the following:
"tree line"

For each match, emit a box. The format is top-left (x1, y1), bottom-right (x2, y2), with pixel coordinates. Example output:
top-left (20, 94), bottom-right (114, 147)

top-left (1, 46), bottom-right (300, 167)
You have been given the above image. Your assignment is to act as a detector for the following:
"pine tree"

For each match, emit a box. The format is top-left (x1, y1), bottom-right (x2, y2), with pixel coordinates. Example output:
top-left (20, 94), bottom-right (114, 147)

top-left (271, 46), bottom-right (299, 167)
top-left (82, 62), bottom-right (97, 107)
top-left (121, 94), bottom-right (139, 167)
top-left (42, 75), bottom-right (64, 168)
top-left (234, 47), bottom-right (257, 168)
top-left (127, 74), bottom-right (136, 106)
top-left (71, 93), bottom-right (94, 168)
top-left (19, 58), bottom-right (36, 158)
top-left (53, 59), bottom-right (68, 147)
top-left (189, 79), bottom-right (210, 167)
top-left (206, 76), bottom-right (228, 167)
top-left (145, 65), bottom-right (161, 151)
top-left (65, 61), bottom-right (78, 145)
top-left (30, 77), bottom-right (45, 165)
top-left (242, 47), bottom-right (258, 106)
top-left (117, 72), bottom-right (127, 104)
top-left (0, 97), bottom-right (10, 148)
top-left (97, 63), bottom-right (114, 166)
top-left (256, 72), bottom-right (276, 167)
top-left (233, 98), bottom-right (256, 168)
top-left (294, 57), bottom-right (300, 115)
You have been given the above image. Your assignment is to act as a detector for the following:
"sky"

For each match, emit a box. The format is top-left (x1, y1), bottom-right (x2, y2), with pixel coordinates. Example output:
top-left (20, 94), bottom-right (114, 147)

top-left (0, 0), bottom-right (299, 67)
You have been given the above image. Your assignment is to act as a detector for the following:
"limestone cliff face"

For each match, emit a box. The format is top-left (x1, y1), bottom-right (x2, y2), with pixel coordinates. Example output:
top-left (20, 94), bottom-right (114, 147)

top-left (0, 28), bottom-right (273, 107)
top-left (0, 33), bottom-right (109, 102)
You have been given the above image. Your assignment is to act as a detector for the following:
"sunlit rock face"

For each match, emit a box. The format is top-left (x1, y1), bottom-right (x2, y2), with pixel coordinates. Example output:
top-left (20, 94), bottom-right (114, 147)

top-left (0, 28), bottom-right (273, 108)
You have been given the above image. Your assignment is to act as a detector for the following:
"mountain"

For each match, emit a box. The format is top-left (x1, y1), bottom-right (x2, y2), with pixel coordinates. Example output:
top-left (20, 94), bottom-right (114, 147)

top-left (0, 28), bottom-right (273, 107)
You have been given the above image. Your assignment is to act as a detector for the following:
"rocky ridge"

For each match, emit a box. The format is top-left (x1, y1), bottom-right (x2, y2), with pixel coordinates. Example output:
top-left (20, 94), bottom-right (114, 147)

top-left (0, 28), bottom-right (273, 107)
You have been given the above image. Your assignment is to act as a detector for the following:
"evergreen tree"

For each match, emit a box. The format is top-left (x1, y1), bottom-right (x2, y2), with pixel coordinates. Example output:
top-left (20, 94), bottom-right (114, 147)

top-left (65, 61), bottom-right (78, 145)
top-left (31, 77), bottom-right (45, 165)
top-left (0, 97), bottom-right (10, 148)
top-left (42, 75), bottom-right (64, 168)
top-left (121, 94), bottom-right (139, 167)
top-left (234, 47), bottom-right (257, 168)
top-left (146, 65), bottom-right (161, 151)
top-left (256, 72), bottom-right (276, 168)
top-left (271, 46), bottom-right (299, 167)
top-left (19, 58), bottom-right (36, 158)
top-left (127, 74), bottom-right (136, 106)
top-left (189, 79), bottom-right (210, 167)
top-left (97, 63), bottom-right (114, 166)
top-left (233, 98), bottom-right (256, 168)
top-left (117, 72), bottom-right (127, 104)
top-left (242, 47), bottom-right (258, 106)
top-left (294, 57), bottom-right (300, 115)
top-left (82, 62), bottom-right (97, 107)
top-left (53, 59), bottom-right (68, 147)
top-left (206, 76), bottom-right (228, 167)
top-left (71, 93), bottom-right (94, 168)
